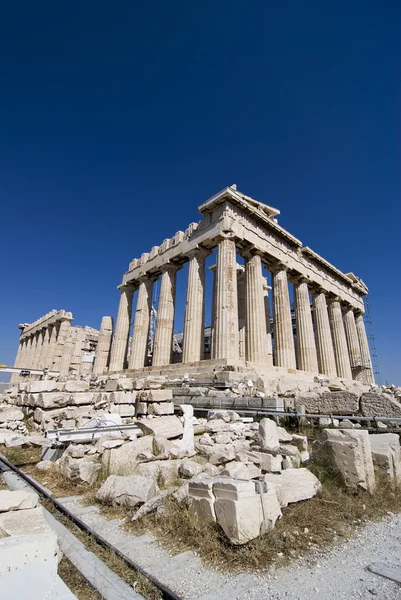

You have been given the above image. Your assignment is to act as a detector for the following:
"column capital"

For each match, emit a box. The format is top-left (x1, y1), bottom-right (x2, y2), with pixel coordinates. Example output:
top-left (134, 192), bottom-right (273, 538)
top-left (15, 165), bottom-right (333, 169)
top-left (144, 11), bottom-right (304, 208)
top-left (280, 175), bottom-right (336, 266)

top-left (241, 244), bottom-right (264, 260)
top-left (291, 273), bottom-right (310, 286)
top-left (184, 246), bottom-right (211, 261)
top-left (117, 283), bottom-right (136, 294)
top-left (267, 260), bottom-right (288, 275)
top-left (159, 262), bottom-right (182, 275)
top-left (137, 273), bottom-right (157, 286)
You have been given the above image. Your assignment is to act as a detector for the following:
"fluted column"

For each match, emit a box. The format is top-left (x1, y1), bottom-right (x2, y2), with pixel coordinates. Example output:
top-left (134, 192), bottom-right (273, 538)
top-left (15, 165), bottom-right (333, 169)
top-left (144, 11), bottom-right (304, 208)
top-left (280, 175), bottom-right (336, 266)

top-left (262, 280), bottom-right (273, 366)
top-left (210, 265), bottom-right (217, 358)
top-left (93, 316), bottom-right (114, 374)
top-left (272, 266), bottom-right (296, 369)
top-left (355, 312), bottom-right (375, 384)
top-left (45, 324), bottom-right (59, 370)
top-left (38, 327), bottom-right (51, 369)
top-left (31, 332), bottom-right (43, 370)
top-left (59, 329), bottom-right (77, 377)
top-left (52, 318), bottom-right (72, 372)
top-left (25, 336), bottom-right (35, 369)
top-left (153, 265), bottom-right (178, 366)
top-left (312, 290), bottom-right (337, 377)
top-left (129, 276), bottom-right (154, 369)
top-left (343, 307), bottom-right (362, 379)
top-left (182, 249), bottom-right (207, 364)
top-left (109, 285), bottom-right (134, 371)
top-left (245, 253), bottom-right (269, 363)
top-left (294, 279), bottom-right (318, 373)
top-left (328, 298), bottom-right (353, 379)
top-left (237, 266), bottom-right (246, 361)
top-left (214, 238), bottom-right (239, 360)
top-left (10, 339), bottom-right (24, 382)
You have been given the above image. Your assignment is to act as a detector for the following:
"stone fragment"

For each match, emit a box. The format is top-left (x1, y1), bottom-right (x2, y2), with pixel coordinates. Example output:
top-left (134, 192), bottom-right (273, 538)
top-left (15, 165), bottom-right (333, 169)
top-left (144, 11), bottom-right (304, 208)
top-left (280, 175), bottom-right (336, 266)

top-left (369, 433), bottom-right (401, 484)
top-left (361, 392), bottom-right (401, 418)
top-left (258, 418), bottom-right (280, 452)
top-left (263, 468), bottom-right (322, 507)
top-left (96, 475), bottom-right (158, 507)
top-left (139, 389), bottom-right (173, 402)
top-left (213, 432), bottom-right (232, 445)
top-left (148, 402), bottom-right (175, 416)
top-left (221, 461), bottom-right (261, 479)
top-left (207, 410), bottom-right (241, 422)
top-left (110, 391), bottom-right (137, 404)
top-left (188, 478), bottom-right (216, 521)
top-left (0, 490), bottom-right (38, 512)
top-left (64, 380), bottom-right (90, 393)
top-left (104, 380), bottom-right (118, 392)
top-left (144, 376), bottom-right (166, 389)
top-left (0, 407), bottom-right (24, 423)
top-left (179, 459), bottom-right (204, 479)
top-left (312, 429), bottom-right (375, 493)
top-left (117, 378), bottom-right (134, 391)
top-left (203, 445), bottom-right (236, 465)
top-left (277, 426), bottom-right (293, 442)
top-left (35, 392), bottom-right (72, 409)
top-left (102, 436), bottom-right (154, 475)
top-left (279, 444), bottom-right (302, 468)
top-left (58, 455), bottom-right (100, 486)
top-left (0, 430), bottom-right (27, 447)
top-left (135, 459), bottom-right (182, 486)
top-left (35, 460), bottom-right (54, 472)
top-left (27, 380), bottom-right (61, 393)
top-left (203, 463), bottom-right (220, 476)
top-left (132, 489), bottom-right (171, 521)
top-left (136, 416), bottom-right (183, 439)
top-left (204, 419), bottom-right (229, 433)
top-left (66, 444), bottom-right (89, 459)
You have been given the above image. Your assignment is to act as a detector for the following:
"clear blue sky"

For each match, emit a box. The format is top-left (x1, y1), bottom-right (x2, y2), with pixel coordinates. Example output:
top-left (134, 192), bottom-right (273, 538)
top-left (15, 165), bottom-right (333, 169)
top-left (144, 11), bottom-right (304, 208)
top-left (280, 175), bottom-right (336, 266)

top-left (0, 1), bottom-right (399, 384)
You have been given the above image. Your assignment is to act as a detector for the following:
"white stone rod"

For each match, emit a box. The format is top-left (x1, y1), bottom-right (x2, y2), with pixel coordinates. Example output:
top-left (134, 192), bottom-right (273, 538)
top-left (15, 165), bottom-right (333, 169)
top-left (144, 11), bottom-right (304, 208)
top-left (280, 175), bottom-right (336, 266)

top-left (45, 424), bottom-right (142, 442)
top-left (0, 367), bottom-right (60, 375)
top-left (191, 408), bottom-right (401, 423)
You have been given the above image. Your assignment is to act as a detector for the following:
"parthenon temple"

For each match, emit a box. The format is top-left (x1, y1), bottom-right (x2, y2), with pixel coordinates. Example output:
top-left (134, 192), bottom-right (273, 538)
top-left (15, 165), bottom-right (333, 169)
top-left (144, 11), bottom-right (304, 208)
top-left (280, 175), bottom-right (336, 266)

top-left (12, 185), bottom-right (375, 385)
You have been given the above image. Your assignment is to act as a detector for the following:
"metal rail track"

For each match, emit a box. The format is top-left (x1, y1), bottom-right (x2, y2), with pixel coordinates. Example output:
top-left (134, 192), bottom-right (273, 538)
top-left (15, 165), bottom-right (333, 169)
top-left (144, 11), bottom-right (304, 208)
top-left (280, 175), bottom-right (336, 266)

top-left (0, 454), bottom-right (182, 600)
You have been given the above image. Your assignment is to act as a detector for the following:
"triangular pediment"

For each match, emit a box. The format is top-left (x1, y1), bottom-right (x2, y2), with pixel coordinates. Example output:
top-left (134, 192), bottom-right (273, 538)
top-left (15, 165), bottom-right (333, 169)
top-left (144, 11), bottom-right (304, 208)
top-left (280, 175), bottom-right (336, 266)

top-left (198, 185), bottom-right (280, 220)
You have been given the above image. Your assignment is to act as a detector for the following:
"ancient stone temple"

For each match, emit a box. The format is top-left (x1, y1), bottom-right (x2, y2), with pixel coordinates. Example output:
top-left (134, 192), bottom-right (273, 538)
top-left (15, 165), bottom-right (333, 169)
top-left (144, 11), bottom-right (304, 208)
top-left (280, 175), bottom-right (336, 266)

top-left (108, 185), bottom-right (375, 384)
top-left (11, 310), bottom-right (101, 381)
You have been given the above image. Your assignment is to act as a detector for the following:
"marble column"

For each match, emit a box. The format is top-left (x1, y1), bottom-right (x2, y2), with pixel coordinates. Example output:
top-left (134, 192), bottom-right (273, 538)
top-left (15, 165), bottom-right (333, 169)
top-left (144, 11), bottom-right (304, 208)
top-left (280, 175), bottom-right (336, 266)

top-left (213, 238), bottom-right (239, 361)
top-left (31, 332), bottom-right (43, 370)
top-left (129, 276), bottom-right (154, 369)
top-left (312, 290), bottom-right (337, 377)
top-left (25, 336), bottom-right (35, 369)
top-left (328, 298), bottom-right (353, 379)
top-left (38, 327), bottom-right (51, 370)
top-left (294, 278), bottom-right (318, 373)
top-left (52, 318), bottom-right (72, 372)
top-left (59, 329), bottom-right (77, 377)
top-left (245, 253), bottom-right (269, 363)
top-left (210, 265), bottom-right (217, 359)
top-left (262, 279), bottom-right (273, 366)
top-left (94, 316), bottom-right (114, 374)
top-left (46, 324), bottom-right (59, 370)
top-left (272, 266), bottom-right (296, 369)
top-left (343, 307), bottom-right (362, 377)
top-left (153, 265), bottom-right (178, 366)
top-left (109, 285), bottom-right (134, 371)
top-left (237, 266), bottom-right (246, 361)
top-left (355, 312), bottom-right (375, 384)
top-left (10, 339), bottom-right (24, 382)
top-left (182, 249), bottom-right (207, 364)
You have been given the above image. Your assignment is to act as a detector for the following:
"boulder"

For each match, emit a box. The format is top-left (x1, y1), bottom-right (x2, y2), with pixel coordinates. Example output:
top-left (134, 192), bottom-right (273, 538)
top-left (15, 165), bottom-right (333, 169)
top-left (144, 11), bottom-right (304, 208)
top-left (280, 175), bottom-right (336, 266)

top-left (136, 416), bottom-right (183, 439)
top-left (200, 444), bottom-right (235, 465)
top-left (66, 444), bottom-right (89, 459)
top-left (0, 406), bottom-right (24, 423)
top-left (277, 426), bottom-right (293, 442)
top-left (102, 436), bottom-right (154, 475)
top-left (258, 418), bottom-right (280, 452)
top-left (0, 490), bottom-right (38, 512)
top-left (204, 419), bottom-right (230, 434)
top-left (312, 429), bottom-right (375, 493)
top-left (96, 475), bottom-right (158, 507)
top-left (35, 460), bottom-right (54, 473)
top-left (369, 433), bottom-right (401, 484)
top-left (263, 468), bottom-right (322, 507)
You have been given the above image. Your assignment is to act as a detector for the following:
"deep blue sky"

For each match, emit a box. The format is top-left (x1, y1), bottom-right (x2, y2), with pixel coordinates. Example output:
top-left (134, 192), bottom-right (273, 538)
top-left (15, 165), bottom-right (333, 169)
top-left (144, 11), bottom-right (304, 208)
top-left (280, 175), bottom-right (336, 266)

top-left (0, 1), bottom-right (399, 384)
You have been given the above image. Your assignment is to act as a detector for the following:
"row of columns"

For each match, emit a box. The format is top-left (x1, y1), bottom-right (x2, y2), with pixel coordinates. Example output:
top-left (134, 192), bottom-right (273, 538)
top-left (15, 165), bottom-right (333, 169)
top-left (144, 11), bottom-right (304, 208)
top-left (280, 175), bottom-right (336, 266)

top-left (12, 316), bottom-right (73, 380)
top-left (110, 238), bottom-right (374, 384)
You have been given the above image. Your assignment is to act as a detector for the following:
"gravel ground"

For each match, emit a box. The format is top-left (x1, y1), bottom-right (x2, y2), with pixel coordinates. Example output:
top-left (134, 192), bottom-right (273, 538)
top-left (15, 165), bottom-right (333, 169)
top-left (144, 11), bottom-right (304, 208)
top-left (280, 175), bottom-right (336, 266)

top-left (244, 514), bottom-right (401, 600)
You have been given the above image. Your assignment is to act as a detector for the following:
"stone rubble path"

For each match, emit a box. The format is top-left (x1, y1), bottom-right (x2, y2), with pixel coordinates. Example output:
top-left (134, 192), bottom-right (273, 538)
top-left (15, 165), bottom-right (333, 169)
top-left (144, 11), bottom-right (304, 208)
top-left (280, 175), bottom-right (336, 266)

top-left (58, 496), bottom-right (401, 600)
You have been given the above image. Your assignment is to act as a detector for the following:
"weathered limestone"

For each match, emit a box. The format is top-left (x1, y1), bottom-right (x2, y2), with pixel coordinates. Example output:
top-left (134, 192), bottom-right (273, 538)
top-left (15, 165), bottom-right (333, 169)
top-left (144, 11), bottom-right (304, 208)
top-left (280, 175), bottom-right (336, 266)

top-left (313, 290), bottom-right (337, 377)
top-left (96, 475), bottom-right (158, 507)
top-left (109, 286), bottom-right (134, 371)
top-left (129, 277), bottom-right (154, 369)
top-left (52, 317), bottom-right (72, 372)
top-left (262, 280), bottom-right (273, 365)
top-left (59, 328), bottom-right (77, 377)
top-left (182, 249), bottom-right (207, 363)
top-left (93, 316), bottom-right (113, 374)
top-left (258, 418), bottom-right (280, 452)
top-left (328, 298), bottom-right (353, 379)
top-left (263, 469), bottom-right (322, 506)
top-left (245, 253), bottom-right (269, 363)
top-left (153, 265), bottom-right (178, 366)
top-left (355, 313), bottom-right (375, 384)
top-left (237, 266), bottom-right (246, 361)
top-left (312, 429), bottom-right (375, 493)
top-left (0, 490), bottom-right (38, 512)
top-left (272, 267), bottom-right (296, 369)
top-left (369, 433), bottom-right (401, 484)
top-left (294, 278), bottom-right (318, 373)
top-left (213, 237), bottom-right (239, 360)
